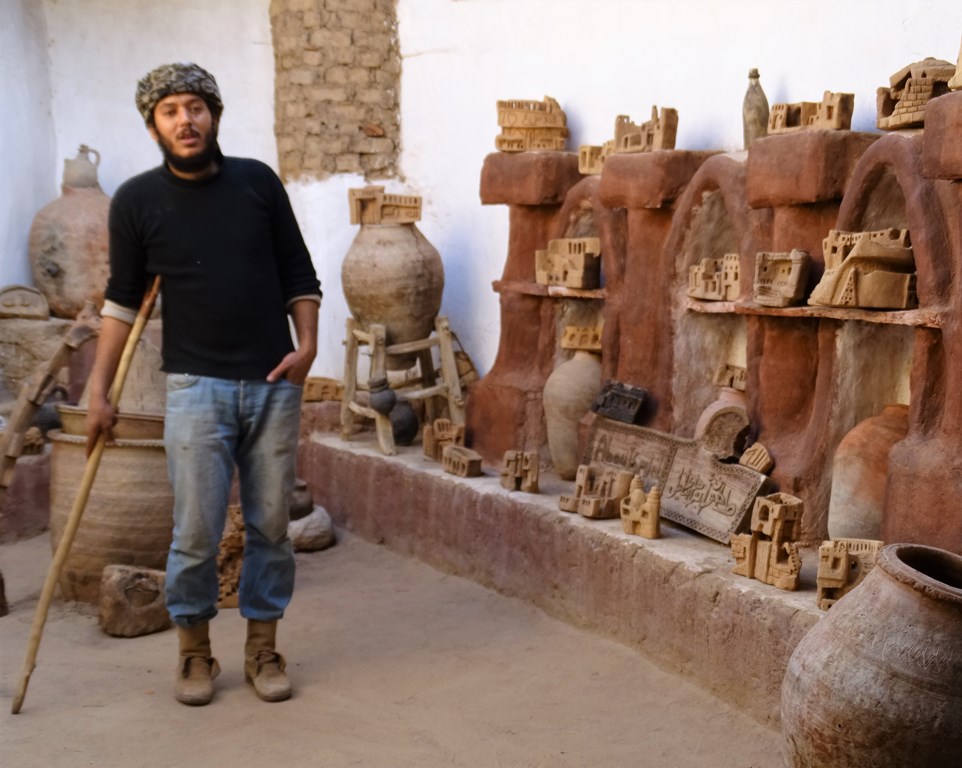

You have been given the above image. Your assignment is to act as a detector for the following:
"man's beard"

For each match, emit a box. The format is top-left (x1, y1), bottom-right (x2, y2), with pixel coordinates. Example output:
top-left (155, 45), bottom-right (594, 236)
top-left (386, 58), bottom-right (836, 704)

top-left (157, 126), bottom-right (220, 174)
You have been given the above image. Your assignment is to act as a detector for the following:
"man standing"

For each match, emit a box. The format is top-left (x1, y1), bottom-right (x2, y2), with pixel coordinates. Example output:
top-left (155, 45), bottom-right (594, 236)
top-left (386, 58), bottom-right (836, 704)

top-left (85, 63), bottom-right (321, 706)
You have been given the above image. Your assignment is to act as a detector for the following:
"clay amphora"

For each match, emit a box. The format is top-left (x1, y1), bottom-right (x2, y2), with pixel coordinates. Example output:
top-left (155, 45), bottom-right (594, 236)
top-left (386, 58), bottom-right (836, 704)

top-left (827, 404), bottom-right (908, 540)
top-left (743, 68), bottom-right (769, 149)
top-left (341, 223), bottom-right (444, 370)
top-left (48, 430), bottom-right (173, 603)
top-left (28, 145), bottom-right (110, 318)
top-left (781, 543), bottom-right (962, 767)
top-left (543, 350), bottom-right (602, 480)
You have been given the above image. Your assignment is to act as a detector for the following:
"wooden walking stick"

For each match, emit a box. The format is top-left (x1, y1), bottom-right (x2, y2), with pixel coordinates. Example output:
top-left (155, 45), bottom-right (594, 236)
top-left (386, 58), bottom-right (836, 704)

top-left (11, 276), bottom-right (162, 714)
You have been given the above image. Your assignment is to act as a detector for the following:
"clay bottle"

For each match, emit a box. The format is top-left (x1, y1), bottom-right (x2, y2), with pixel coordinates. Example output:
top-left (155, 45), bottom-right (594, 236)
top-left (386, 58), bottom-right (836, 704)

top-left (742, 68), bottom-right (769, 149)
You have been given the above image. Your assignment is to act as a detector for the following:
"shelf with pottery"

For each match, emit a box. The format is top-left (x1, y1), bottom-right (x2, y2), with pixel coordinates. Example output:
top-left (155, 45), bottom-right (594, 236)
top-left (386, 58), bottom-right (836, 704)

top-left (684, 297), bottom-right (945, 329)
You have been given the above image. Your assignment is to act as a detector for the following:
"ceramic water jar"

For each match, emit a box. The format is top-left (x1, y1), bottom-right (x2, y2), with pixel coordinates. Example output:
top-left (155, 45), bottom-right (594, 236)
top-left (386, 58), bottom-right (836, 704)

top-left (543, 350), bottom-right (602, 480)
top-left (781, 542), bottom-right (962, 767)
top-left (341, 223), bottom-right (444, 370)
top-left (28, 146), bottom-right (110, 318)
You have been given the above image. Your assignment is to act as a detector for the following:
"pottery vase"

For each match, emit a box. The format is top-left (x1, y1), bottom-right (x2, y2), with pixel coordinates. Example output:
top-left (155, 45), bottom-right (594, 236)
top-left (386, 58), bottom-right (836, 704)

top-left (743, 68), bottom-right (769, 149)
top-left (693, 386), bottom-right (747, 440)
top-left (781, 543), bottom-right (962, 767)
top-left (341, 223), bottom-right (444, 370)
top-left (28, 146), bottom-right (111, 318)
top-left (827, 404), bottom-right (909, 540)
top-left (48, 430), bottom-right (173, 603)
top-left (543, 350), bottom-right (602, 480)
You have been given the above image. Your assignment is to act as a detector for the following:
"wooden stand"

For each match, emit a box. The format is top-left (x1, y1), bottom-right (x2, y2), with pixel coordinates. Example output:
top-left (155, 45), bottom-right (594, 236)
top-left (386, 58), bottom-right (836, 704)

top-left (341, 315), bottom-right (465, 456)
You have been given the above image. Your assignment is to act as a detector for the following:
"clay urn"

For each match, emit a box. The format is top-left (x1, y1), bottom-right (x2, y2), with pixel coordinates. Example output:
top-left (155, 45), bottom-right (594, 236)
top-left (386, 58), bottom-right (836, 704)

top-left (543, 350), bottom-right (602, 480)
top-left (342, 222), bottom-right (444, 370)
top-left (28, 145), bottom-right (111, 318)
top-left (781, 543), bottom-right (962, 767)
top-left (827, 404), bottom-right (909, 540)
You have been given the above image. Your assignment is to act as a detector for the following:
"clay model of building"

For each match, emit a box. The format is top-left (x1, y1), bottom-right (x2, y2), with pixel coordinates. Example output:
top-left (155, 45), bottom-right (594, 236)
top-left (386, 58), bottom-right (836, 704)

top-left (768, 92), bottom-right (855, 135)
top-left (495, 96), bottom-right (568, 152)
top-left (348, 185), bottom-right (422, 225)
top-left (753, 249), bottom-right (811, 307)
top-left (688, 253), bottom-right (740, 301)
top-left (500, 450), bottom-right (539, 493)
top-left (613, 106), bottom-right (678, 154)
top-left (877, 57), bottom-right (955, 130)
top-left (303, 376), bottom-right (344, 402)
top-left (578, 141), bottom-right (614, 175)
top-left (441, 444), bottom-right (483, 477)
top-left (714, 363), bottom-right (746, 391)
top-left (730, 492), bottom-right (803, 591)
top-left (591, 380), bottom-right (647, 424)
top-left (535, 237), bottom-right (602, 289)
top-left (950, 39), bottom-right (962, 91)
top-left (619, 476), bottom-right (662, 538)
top-left (816, 538), bottom-right (884, 610)
top-left (423, 418), bottom-right (465, 462)
top-left (808, 228), bottom-right (917, 309)
top-left (739, 442), bottom-right (774, 474)
top-left (559, 463), bottom-right (635, 520)
top-left (561, 323), bottom-right (603, 351)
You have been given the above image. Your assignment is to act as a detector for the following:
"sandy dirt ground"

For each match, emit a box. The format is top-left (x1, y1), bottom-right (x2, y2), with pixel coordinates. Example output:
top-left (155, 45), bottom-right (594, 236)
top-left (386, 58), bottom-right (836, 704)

top-left (0, 530), bottom-right (781, 768)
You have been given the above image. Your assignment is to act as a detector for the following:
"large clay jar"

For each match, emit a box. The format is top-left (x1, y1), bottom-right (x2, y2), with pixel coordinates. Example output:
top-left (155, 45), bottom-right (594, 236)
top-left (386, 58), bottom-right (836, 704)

top-left (781, 543), bottom-right (962, 767)
top-left (827, 404), bottom-right (908, 540)
top-left (543, 350), bottom-right (602, 480)
top-left (28, 146), bottom-right (110, 318)
top-left (341, 223), bottom-right (444, 370)
top-left (48, 430), bottom-right (173, 603)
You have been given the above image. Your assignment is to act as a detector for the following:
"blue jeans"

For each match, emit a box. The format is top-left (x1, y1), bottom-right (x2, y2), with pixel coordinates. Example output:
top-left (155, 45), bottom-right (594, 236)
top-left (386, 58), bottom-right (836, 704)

top-left (163, 374), bottom-right (302, 627)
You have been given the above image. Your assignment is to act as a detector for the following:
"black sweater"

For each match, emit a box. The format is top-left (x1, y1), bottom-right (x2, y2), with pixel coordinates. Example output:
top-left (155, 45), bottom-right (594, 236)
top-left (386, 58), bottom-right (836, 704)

top-left (106, 157), bottom-right (321, 380)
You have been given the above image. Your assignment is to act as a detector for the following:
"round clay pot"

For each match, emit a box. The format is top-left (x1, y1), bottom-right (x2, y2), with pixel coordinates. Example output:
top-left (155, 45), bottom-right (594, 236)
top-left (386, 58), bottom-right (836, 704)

top-left (693, 386), bottom-right (747, 440)
top-left (48, 430), bottom-right (173, 603)
top-left (543, 350), bottom-right (602, 480)
top-left (28, 147), bottom-right (110, 319)
top-left (827, 404), bottom-right (909, 540)
top-left (341, 223), bottom-right (444, 370)
top-left (781, 543), bottom-right (962, 767)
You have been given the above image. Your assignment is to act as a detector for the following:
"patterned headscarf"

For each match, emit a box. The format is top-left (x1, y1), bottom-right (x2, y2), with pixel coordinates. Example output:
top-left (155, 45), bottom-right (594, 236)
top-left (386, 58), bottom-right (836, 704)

top-left (135, 62), bottom-right (223, 125)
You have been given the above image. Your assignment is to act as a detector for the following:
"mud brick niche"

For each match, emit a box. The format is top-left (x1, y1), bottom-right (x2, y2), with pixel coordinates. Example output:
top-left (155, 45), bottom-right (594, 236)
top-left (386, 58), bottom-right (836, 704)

top-left (467, 94), bottom-right (962, 554)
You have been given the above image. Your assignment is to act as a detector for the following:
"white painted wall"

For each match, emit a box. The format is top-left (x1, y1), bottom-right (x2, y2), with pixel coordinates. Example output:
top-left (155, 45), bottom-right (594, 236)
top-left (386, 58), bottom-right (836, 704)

top-left (2, 0), bottom-right (961, 381)
top-left (0, 0), bottom-right (55, 287)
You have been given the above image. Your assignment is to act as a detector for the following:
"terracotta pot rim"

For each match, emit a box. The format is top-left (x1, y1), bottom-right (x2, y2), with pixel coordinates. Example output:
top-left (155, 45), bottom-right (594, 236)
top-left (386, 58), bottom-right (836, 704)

top-left (879, 543), bottom-right (962, 605)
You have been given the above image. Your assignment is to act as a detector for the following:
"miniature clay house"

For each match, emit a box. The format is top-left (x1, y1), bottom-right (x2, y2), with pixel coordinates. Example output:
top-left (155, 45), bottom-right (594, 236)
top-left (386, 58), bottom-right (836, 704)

top-left (877, 57), bottom-right (956, 130)
top-left (768, 91), bottom-right (854, 134)
top-left (467, 78), bottom-right (962, 555)
top-left (495, 96), bottom-right (569, 152)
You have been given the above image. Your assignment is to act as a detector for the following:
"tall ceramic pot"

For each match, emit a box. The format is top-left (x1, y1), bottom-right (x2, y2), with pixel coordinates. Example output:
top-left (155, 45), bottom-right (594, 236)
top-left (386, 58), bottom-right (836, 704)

top-left (827, 404), bottom-right (908, 540)
top-left (781, 543), bottom-right (962, 767)
top-left (48, 430), bottom-right (173, 603)
top-left (543, 350), bottom-right (602, 480)
top-left (341, 222), bottom-right (444, 370)
top-left (28, 146), bottom-right (111, 318)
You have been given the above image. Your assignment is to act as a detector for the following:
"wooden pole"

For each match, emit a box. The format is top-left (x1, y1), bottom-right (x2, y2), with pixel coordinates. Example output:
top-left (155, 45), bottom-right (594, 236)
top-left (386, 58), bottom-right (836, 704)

top-left (11, 276), bottom-right (162, 714)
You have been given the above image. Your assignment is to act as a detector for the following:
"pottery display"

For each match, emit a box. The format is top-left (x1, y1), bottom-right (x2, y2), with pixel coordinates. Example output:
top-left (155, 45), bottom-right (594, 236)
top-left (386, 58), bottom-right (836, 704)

top-left (28, 145), bottom-right (110, 318)
top-left (48, 430), bottom-right (173, 603)
top-left (827, 404), bottom-right (908, 540)
top-left (742, 68), bottom-right (769, 148)
top-left (341, 222), bottom-right (444, 370)
top-left (781, 543), bottom-right (962, 767)
top-left (543, 350), bottom-right (602, 480)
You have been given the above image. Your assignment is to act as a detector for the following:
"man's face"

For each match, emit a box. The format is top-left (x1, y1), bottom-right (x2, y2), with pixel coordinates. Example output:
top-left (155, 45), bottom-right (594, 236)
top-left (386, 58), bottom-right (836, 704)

top-left (148, 93), bottom-right (219, 176)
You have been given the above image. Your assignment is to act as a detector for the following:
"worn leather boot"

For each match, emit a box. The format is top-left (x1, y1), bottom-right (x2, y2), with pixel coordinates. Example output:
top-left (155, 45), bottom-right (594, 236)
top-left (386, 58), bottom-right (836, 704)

top-left (244, 619), bottom-right (292, 702)
top-left (174, 622), bottom-right (220, 706)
